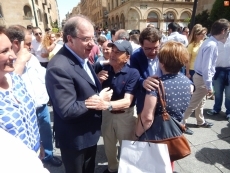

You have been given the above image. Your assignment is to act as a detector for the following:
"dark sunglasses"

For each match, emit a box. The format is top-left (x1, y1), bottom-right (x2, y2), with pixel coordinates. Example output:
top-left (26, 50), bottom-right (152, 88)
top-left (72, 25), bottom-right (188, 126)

top-left (35, 32), bottom-right (42, 36)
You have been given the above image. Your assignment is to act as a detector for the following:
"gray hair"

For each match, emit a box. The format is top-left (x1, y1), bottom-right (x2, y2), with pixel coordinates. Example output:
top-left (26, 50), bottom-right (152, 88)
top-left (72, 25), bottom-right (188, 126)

top-left (63, 14), bottom-right (94, 43)
top-left (116, 29), bottom-right (130, 40)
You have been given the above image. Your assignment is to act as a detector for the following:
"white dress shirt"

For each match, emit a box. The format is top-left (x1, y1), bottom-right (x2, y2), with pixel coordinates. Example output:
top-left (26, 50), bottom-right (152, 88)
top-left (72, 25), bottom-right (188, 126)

top-left (164, 32), bottom-right (188, 47)
top-left (21, 54), bottom-right (49, 108)
top-left (216, 34), bottom-right (230, 67)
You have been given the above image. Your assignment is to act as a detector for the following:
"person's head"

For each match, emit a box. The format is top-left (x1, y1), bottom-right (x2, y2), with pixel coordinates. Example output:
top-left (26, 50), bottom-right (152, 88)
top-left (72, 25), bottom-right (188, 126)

top-left (0, 25), bottom-right (17, 75)
top-left (45, 28), bottom-right (51, 33)
top-left (168, 22), bottom-right (180, 35)
top-left (97, 36), bottom-right (107, 46)
top-left (97, 27), bottom-right (103, 35)
top-left (114, 29), bottom-right (129, 41)
top-left (42, 32), bottom-right (55, 49)
top-left (108, 40), bottom-right (132, 69)
top-left (102, 40), bottom-right (112, 60)
top-left (6, 25), bottom-right (32, 53)
top-left (188, 24), bottom-right (207, 44)
top-left (182, 27), bottom-right (189, 38)
top-left (129, 30), bottom-right (139, 36)
top-left (139, 27), bottom-right (162, 59)
top-left (147, 23), bottom-right (155, 28)
top-left (32, 27), bottom-right (43, 42)
top-left (63, 14), bottom-right (95, 59)
top-left (158, 41), bottom-right (189, 74)
top-left (111, 28), bottom-right (117, 42)
top-left (26, 25), bottom-right (33, 34)
top-left (210, 18), bottom-right (230, 40)
top-left (130, 34), bottom-right (140, 45)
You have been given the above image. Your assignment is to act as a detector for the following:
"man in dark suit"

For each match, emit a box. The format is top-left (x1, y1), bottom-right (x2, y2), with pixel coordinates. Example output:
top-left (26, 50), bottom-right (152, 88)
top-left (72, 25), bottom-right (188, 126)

top-left (45, 15), bottom-right (113, 173)
top-left (130, 27), bottom-right (162, 115)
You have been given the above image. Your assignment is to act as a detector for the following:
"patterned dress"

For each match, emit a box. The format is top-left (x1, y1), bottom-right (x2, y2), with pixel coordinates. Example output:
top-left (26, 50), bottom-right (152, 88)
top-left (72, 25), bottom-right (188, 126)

top-left (0, 73), bottom-right (40, 152)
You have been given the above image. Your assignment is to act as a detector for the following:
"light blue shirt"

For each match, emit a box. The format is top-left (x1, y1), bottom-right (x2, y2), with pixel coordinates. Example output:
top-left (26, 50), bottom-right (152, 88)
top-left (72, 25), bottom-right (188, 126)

top-left (147, 56), bottom-right (162, 77)
top-left (194, 36), bottom-right (219, 90)
top-left (65, 44), bottom-right (95, 84)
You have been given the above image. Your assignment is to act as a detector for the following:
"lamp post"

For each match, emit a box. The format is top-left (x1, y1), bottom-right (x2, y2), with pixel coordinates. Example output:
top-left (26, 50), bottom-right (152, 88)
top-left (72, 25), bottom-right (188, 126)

top-left (163, 13), bottom-right (173, 36)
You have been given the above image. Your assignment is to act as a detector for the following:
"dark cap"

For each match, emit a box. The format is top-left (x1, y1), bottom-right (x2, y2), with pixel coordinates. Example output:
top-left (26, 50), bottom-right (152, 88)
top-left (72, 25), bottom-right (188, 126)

top-left (108, 40), bottom-right (133, 55)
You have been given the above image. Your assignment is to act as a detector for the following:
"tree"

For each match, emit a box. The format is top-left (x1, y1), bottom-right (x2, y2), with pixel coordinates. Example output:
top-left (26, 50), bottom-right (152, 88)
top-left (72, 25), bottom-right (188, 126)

top-left (209, 0), bottom-right (230, 22)
top-left (194, 10), bottom-right (212, 33)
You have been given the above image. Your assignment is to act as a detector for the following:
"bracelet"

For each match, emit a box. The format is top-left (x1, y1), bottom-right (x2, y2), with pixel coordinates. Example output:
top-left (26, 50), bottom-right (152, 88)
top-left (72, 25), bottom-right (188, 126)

top-left (135, 133), bottom-right (140, 139)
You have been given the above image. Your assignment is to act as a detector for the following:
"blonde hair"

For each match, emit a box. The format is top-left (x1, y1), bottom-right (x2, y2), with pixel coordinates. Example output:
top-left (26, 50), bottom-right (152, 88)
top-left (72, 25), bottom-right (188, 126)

top-left (188, 24), bottom-right (207, 44)
top-left (42, 32), bottom-right (54, 49)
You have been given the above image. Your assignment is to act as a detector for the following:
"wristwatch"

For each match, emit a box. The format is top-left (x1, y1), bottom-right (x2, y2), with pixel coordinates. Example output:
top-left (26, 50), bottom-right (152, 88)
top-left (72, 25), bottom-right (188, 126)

top-left (107, 102), bottom-right (113, 111)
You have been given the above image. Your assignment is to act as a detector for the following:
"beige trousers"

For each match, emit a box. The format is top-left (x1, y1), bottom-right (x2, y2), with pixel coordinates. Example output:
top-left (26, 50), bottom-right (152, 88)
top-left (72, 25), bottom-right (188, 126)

top-left (101, 107), bottom-right (137, 172)
top-left (183, 73), bottom-right (207, 125)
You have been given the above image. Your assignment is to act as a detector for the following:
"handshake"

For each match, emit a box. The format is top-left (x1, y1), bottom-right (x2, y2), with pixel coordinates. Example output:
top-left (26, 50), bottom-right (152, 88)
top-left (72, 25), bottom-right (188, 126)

top-left (85, 87), bottom-right (113, 110)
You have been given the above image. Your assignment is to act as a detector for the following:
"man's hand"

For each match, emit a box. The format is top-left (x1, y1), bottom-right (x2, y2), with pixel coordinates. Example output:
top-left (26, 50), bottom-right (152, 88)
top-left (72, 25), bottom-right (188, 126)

top-left (39, 144), bottom-right (45, 160)
top-left (186, 73), bottom-right (191, 79)
top-left (85, 94), bottom-right (109, 110)
top-left (143, 76), bottom-right (159, 92)
top-left (99, 87), bottom-right (113, 101)
top-left (206, 89), bottom-right (213, 96)
top-left (16, 41), bottom-right (31, 63)
top-left (97, 70), bottom-right (108, 83)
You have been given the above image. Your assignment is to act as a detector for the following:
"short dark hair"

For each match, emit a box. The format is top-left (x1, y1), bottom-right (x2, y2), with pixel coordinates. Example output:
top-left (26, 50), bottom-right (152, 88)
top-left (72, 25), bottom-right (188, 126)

top-left (111, 28), bottom-right (117, 36)
top-left (0, 25), bottom-right (6, 34)
top-left (45, 28), bottom-right (51, 32)
top-left (210, 18), bottom-right (230, 36)
top-left (6, 25), bottom-right (26, 43)
top-left (27, 25), bottom-right (33, 30)
top-left (63, 14), bottom-right (94, 43)
top-left (139, 27), bottom-right (162, 45)
top-left (168, 22), bottom-right (180, 32)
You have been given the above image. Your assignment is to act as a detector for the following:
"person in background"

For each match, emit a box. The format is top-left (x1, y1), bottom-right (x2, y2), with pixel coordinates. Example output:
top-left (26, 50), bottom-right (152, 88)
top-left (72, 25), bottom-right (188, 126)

top-left (6, 24), bottom-right (62, 167)
top-left (182, 26), bottom-right (190, 39)
top-left (89, 44), bottom-right (101, 64)
top-left (135, 41), bottom-right (191, 172)
top-left (0, 25), bottom-right (40, 155)
top-left (97, 35), bottom-right (107, 46)
top-left (147, 23), bottom-right (155, 28)
top-left (207, 25), bottom-right (230, 121)
top-left (46, 15), bottom-right (113, 173)
top-left (182, 18), bottom-right (230, 134)
top-left (186, 24), bottom-right (207, 81)
top-left (96, 40), bottom-right (140, 173)
top-left (26, 24), bottom-right (35, 40)
top-left (96, 40), bottom-right (112, 62)
top-left (111, 28), bottom-right (117, 42)
top-left (104, 28), bottom-right (112, 41)
top-left (45, 28), bottom-right (51, 34)
top-left (31, 27), bottom-right (49, 68)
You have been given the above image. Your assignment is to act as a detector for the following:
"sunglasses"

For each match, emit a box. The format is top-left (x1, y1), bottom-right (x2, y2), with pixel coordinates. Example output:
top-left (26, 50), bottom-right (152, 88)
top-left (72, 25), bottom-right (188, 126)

top-left (35, 32), bottom-right (42, 36)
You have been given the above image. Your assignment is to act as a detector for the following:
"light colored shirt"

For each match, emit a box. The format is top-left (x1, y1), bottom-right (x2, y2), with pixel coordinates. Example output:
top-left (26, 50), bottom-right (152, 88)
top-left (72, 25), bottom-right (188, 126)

top-left (164, 32), bottom-right (188, 47)
top-left (216, 35), bottom-right (230, 67)
top-left (31, 39), bottom-right (49, 62)
top-left (21, 54), bottom-right (49, 107)
top-left (65, 44), bottom-right (95, 84)
top-left (194, 36), bottom-right (219, 90)
top-left (148, 57), bottom-right (162, 77)
top-left (0, 128), bottom-right (49, 173)
top-left (130, 41), bottom-right (141, 53)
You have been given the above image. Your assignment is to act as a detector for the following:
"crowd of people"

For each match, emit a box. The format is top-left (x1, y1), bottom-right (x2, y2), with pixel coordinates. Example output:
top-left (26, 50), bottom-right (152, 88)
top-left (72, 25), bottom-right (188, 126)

top-left (0, 13), bottom-right (229, 173)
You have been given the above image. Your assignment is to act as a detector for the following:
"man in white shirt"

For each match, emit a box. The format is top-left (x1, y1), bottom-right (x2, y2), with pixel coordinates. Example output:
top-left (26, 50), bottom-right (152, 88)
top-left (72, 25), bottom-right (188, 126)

top-left (6, 25), bottom-right (62, 167)
top-left (31, 27), bottom-right (49, 68)
top-left (163, 22), bottom-right (188, 47)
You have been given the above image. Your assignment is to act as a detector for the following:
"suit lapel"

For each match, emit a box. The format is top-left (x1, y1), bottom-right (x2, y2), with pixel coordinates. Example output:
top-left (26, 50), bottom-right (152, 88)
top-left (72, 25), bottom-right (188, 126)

top-left (87, 62), bottom-right (102, 92)
top-left (140, 49), bottom-right (149, 78)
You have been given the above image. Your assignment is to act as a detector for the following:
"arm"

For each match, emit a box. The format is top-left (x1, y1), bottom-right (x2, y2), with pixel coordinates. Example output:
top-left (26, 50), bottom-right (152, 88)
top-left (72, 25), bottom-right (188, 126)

top-left (110, 93), bottom-right (134, 110)
top-left (186, 54), bottom-right (192, 78)
top-left (135, 94), bottom-right (157, 138)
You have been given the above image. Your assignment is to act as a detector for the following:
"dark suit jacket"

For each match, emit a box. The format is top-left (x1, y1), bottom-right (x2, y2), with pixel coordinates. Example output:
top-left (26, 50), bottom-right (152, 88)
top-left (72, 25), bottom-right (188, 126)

top-left (45, 45), bottom-right (102, 150)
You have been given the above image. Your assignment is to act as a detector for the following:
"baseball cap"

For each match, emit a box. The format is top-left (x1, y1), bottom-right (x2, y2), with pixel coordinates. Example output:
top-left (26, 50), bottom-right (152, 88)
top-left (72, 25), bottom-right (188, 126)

top-left (108, 40), bottom-right (133, 55)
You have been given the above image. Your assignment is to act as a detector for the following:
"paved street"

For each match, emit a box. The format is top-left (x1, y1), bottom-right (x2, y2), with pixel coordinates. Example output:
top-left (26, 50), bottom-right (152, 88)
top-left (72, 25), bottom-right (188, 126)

top-left (45, 98), bottom-right (230, 173)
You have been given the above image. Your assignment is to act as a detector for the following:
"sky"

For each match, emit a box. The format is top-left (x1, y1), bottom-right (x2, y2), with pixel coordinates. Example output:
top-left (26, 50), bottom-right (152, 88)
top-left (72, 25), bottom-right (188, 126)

top-left (56, 0), bottom-right (80, 21)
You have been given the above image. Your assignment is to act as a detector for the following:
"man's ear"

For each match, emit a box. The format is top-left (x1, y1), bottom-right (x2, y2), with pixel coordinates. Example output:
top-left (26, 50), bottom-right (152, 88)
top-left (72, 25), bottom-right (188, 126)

top-left (12, 39), bottom-right (20, 52)
top-left (67, 35), bottom-right (73, 44)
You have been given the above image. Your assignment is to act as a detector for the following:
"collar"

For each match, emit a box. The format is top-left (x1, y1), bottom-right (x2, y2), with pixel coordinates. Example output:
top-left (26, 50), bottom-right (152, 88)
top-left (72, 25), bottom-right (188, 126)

top-left (108, 63), bottom-right (129, 74)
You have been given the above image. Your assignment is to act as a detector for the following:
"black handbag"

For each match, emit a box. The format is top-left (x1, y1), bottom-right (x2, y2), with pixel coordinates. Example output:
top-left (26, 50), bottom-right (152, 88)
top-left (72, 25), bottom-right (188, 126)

top-left (140, 78), bottom-right (191, 161)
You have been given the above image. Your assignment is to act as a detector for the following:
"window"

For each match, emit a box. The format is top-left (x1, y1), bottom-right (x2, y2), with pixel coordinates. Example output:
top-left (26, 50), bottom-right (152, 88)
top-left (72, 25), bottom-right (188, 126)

top-left (23, 5), bottom-right (32, 17)
top-left (44, 13), bottom-right (48, 24)
top-left (37, 9), bottom-right (42, 22)
top-left (35, 0), bottom-right (38, 5)
top-left (0, 5), bottom-right (3, 18)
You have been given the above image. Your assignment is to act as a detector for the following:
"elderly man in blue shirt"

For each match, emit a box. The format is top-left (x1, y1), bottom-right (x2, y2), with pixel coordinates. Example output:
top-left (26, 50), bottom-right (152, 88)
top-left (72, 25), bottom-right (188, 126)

top-left (96, 40), bottom-right (140, 173)
top-left (182, 19), bottom-right (230, 135)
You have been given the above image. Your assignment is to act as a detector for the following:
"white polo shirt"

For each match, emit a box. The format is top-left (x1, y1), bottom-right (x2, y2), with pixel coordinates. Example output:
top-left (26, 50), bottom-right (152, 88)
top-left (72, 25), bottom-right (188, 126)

top-left (31, 39), bottom-right (49, 62)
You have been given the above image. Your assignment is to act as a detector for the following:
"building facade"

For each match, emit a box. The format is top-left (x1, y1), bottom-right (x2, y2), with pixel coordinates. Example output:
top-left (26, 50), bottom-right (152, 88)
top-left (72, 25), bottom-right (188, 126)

top-left (77, 0), bottom-right (193, 32)
top-left (0, 0), bottom-right (59, 32)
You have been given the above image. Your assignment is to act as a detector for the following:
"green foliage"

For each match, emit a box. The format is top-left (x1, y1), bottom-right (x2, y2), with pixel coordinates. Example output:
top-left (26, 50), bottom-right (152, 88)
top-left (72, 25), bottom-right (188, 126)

top-left (209, 0), bottom-right (230, 22)
top-left (194, 10), bottom-right (212, 33)
top-left (52, 28), bottom-right (59, 33)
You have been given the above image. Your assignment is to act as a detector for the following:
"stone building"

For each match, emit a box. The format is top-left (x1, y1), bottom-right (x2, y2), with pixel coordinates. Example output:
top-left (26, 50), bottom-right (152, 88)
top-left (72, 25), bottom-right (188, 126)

top-left (77, 0), bottom-right (193, 32)
top-left (0, 0), bottom-right (59, 32)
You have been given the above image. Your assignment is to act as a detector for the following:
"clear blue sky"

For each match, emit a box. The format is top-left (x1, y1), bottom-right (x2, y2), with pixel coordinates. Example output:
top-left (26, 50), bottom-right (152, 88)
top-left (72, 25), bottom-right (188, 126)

top-left (56, 0), bottom-right (80, 21)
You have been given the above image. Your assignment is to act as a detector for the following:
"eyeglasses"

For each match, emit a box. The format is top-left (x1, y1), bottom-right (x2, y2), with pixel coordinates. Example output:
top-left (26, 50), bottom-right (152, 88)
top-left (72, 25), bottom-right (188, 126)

top-left (143, 46), bottom-right (160, 53)
top-left (76, 36), bottom-right (95, 43)
top-left (34, 32), bottom-right (42, 36)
